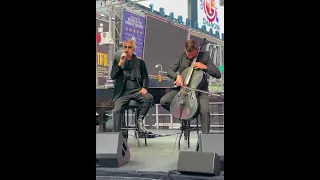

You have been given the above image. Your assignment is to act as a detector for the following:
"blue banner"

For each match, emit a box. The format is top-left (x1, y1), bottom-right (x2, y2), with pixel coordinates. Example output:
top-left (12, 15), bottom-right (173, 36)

top-left (121, 10), bottom-right (146, 59)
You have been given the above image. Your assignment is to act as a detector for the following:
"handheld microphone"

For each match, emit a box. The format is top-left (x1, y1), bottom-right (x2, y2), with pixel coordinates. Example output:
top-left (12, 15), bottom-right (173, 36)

top-left (121, 51), bottom-right (128, 60)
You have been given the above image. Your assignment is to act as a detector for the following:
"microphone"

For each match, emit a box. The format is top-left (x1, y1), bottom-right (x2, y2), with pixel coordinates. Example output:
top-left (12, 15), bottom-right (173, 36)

top-left (121, 51), bottom-right (128, 60)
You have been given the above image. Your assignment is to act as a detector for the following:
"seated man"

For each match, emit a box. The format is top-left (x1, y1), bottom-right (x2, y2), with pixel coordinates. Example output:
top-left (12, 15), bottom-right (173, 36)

top-left (110, 39), bottom-right (153, 133)
top-left (160, 39), bottom-right (221, 133)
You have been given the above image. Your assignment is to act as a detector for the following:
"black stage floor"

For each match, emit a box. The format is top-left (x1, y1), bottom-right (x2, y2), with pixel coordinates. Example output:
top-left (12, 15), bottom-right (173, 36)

top-left (96, 130), bottom-right (224, 180)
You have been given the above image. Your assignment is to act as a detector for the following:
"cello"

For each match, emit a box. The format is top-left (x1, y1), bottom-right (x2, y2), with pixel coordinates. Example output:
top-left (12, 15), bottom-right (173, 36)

top-left (170, 38), bottom-right (221, 120)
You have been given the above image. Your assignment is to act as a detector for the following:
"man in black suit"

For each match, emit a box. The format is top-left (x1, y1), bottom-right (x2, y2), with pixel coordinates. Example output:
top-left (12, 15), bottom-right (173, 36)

top-left (160, 39), bottom-right (221, 133)
top-left (110, 39), bottom-right (153, 133)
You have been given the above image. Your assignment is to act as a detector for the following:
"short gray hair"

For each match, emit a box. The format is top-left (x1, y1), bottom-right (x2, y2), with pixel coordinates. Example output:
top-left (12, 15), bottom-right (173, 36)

top-left (123, 39), bottom-right (136, 48)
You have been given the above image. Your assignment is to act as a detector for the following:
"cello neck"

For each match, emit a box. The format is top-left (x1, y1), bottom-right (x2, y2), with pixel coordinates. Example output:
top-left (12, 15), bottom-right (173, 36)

top-left (184, 51), bottom-right (200, 85)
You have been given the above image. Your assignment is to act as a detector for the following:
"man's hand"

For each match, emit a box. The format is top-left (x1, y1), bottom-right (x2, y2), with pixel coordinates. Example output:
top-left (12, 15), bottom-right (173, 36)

top-left (193, 62), bottom-right (207, 70)
top-left (118, 52), bottom-right (127, 66)
top-left (174, 75), bottom-right (184, 86)
top-left (140, 88), bottom-right (147, 95)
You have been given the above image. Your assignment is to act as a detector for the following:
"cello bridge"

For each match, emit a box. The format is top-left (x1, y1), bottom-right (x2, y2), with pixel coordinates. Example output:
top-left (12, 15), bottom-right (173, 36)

top-left (182, 91), bottom-right (190, 95)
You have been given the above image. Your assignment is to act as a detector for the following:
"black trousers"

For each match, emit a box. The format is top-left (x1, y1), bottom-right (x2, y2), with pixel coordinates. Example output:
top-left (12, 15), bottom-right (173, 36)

top-left (160, 90), bottom-right (210, 133)
top-left (113, 88), bottom-right (153, 132)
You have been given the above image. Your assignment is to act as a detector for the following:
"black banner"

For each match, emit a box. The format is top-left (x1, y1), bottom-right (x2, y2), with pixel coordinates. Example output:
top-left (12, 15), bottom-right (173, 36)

top-left (143, 14), bottom-right (189, 76)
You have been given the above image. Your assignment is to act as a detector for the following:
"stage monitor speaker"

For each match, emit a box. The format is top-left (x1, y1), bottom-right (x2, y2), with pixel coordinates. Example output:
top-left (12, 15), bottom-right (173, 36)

top-left (197, 133), bottom-right (224, 171)
top-left (177, 151), bottom-right (221, 176)
top-left (96, 132), bottom-right (130, 167)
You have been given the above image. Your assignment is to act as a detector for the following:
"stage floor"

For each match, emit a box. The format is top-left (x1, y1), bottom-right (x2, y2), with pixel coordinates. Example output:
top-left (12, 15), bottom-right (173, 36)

top-left (97, 130), bottom-right (224, 180)
top-left (98, 130), bottom-right (199, 171)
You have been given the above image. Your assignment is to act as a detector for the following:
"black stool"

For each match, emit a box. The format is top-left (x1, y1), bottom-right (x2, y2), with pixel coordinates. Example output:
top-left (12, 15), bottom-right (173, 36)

top-left (121, 100), bottom-right (147, 147)
top-left (178, 114), bottom-right (201, 150)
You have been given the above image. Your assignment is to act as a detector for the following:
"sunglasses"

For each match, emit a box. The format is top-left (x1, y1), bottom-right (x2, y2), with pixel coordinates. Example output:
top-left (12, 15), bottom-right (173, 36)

top-left (124, 46), bottom-right (133, 49)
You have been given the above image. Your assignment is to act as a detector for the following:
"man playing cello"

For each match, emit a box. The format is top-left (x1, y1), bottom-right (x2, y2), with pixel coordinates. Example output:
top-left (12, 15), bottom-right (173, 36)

top-left (160, 39), bottom-right (221, 133)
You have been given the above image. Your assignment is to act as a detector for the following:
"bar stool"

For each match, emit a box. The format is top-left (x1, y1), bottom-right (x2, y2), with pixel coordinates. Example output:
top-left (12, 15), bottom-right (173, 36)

top-left (178, 114), bottom-right (201, 150)
top-left (121, 100), bottom-right (148, 147)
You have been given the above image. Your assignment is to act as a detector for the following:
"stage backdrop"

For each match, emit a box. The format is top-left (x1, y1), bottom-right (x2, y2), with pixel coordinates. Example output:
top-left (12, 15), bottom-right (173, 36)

top-left (96, 18), bottom-right (110, 88)
top-left (190, 34), bottom-right (224, 67)
top-left (143, 14), bottom-right (189, 76)
top-left (190, 34), bottom-right (217, 51)
top-left (121, 9), bottom-right (146, 59)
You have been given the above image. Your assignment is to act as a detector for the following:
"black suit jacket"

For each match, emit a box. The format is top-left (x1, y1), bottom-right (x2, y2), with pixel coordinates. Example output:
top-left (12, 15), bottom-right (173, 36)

top-left (110, 54), bottom-right (149, 101)
top-left (167, 51), bottom-right (221, 90)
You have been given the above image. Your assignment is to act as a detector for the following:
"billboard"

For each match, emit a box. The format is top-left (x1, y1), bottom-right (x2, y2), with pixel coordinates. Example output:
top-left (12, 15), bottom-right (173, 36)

top-left (143, 14), bottom-right (188, 76)
top-left (96, 19), bottom-right (110, 88)
top-left (197, 0), bottom-right (222, 37)
top-left (217, 6), bottom-right (224, 37)
top-left (137, 0), bottom-right (188, 20)
top-left (121, 10), bottom-right (146, 59)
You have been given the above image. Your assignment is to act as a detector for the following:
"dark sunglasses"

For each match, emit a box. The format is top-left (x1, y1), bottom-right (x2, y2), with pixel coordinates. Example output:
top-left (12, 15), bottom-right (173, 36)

top-left (124, 46), bottom-right (133, 49)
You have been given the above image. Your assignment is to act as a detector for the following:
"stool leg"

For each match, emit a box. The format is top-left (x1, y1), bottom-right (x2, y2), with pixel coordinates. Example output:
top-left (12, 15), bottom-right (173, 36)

top-left (130, 109), bottom-right (137, 139)
top-left (135, 109), bottom-right (141, 148)
top-left (144, 134), bottom-right (147, 146)
top-left (178, 120), bottom-right (184, 150)
top-left (196, 115), bottom-right (200, 137)
top-left (144, 110), bottom-right (147, 146)
top-left (123, 111), bottom-right (128, 142)
top-left (196, 115), bottom-right (201, 151)
top-left (135, 131), bottom-right (140, 147)
top-left (127, 110), bottom-right (129, 137)
top-left (178, 130), bottom-right (183, 151)
top-left (184, 121), bottom-right (188, 140)
top-left (187, 121), bottom-right (190, 148)
top-left (123, 110), bottom-right (126, 129)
